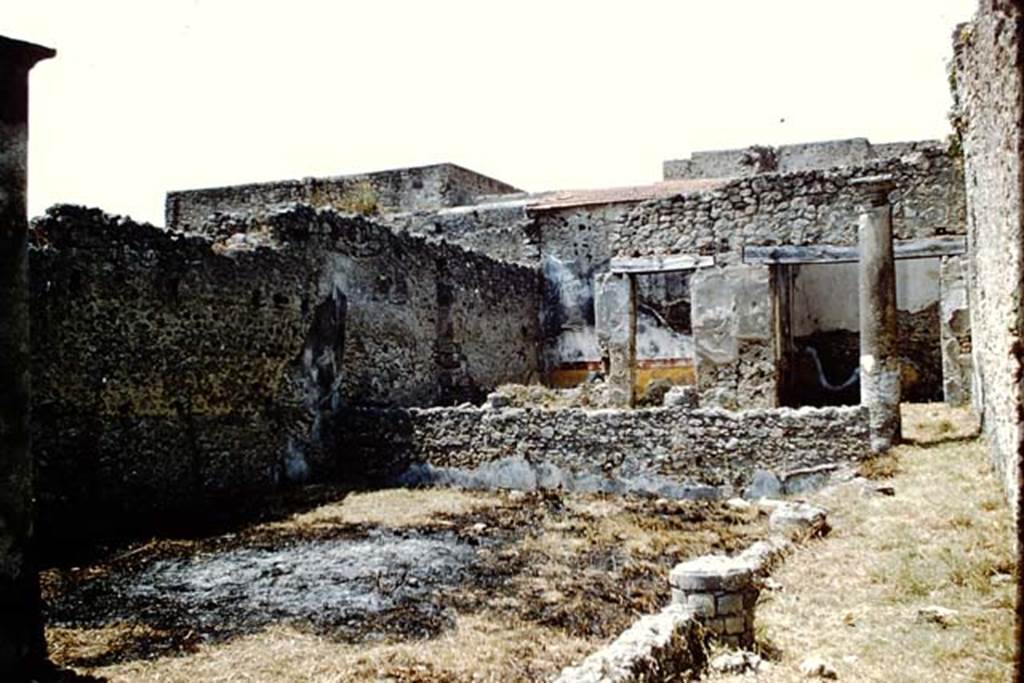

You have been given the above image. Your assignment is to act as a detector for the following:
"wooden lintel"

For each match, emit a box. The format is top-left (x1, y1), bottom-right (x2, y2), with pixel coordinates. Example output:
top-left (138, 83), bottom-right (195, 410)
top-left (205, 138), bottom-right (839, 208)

top-left (609, 253), bottom-right (714, 274)
top-left (743, 236), bottom-right (967, 265)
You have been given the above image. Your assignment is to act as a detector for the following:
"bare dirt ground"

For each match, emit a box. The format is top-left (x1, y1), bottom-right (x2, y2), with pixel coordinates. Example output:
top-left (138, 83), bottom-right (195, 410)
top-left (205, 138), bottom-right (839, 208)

top-left (705, 403), bottom-right (1017, 682)
top-left (44, 486), bottom-right (767, 681)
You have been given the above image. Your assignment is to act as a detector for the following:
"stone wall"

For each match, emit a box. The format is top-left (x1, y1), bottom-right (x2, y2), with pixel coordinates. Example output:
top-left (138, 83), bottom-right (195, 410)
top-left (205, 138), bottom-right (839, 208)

top-left (375, 148), bottom-right (962, 409)
top-left (662, 138), bottom-right (940, 181)
top-left (381, 202), bottom-right (538, 266)
top-left (336, 403), bottom-right (870, 494)
top-left (165, 163), bottom-right (521, 233)
top-left (954, 1), bottom-right (1024, 521)
top-left (28, 204), bottom-right (541, 541)
top-left (30, 206), bottom-right (324, 541)
top-left (691, 265), bottom-right (776, 409)
top-left (624, 147), bottom-right (964, 261)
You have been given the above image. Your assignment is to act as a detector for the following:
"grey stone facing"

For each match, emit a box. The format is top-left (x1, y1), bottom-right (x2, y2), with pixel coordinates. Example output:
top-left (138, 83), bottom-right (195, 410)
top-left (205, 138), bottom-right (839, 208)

top-left (781, 463), bottom-right (839, 495)
top-left (745, 469), bottom-right (783, 499)
top-left (340, 404), bottom-right (871, 491)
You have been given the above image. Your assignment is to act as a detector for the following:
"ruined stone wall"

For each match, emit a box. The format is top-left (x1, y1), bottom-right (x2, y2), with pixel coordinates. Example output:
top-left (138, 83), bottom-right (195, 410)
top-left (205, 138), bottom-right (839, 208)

top-left (662, 138), bottom-right (941, 181)
top-left (165, 163), bottom-right (521, 233)
top-left (691, 265), bottom-right (776, 409)
top-left (28, 204), bottom-right (540, 541)
top-left (380, 203), bottom-right (539, 266)
top-left (624, 147), bottom-right (964, 260)
top-left (234, 206), bottom-right (542, 407)
top-left (954, 1), bottom-right (1024, 518)
top-left (29, 206), bottom-right (325, 542)
top-left (624, 149), bottom-right (963, 409)
top-left (336, 404), bottom-right (870, 494)
top-left (536, 204), bottom-right (625, 380)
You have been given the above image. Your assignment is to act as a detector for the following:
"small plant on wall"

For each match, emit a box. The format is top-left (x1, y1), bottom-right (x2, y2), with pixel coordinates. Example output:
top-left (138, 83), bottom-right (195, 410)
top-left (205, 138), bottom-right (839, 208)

top-left (339, 181), bottom-right (380, 215)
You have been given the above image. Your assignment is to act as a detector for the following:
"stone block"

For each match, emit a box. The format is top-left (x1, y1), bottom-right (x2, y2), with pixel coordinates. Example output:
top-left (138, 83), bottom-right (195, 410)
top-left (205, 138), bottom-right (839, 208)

top-left (684, 592), bottom-right (716, 617)
top-left (715, 592), bottom-right (744, 616)
top-left (670, 555), bottom-right (755, 592)
top-left (780, 463), bottom-right (838, 495)
top-left (724, 616), bottom-right (747, 635)
top-left (769, 502), bottom-right (828, 534)
top-left (718, 635), bottom-right (742, 649)
top-left (704, 617), bottom-right (727, 635)
top-left (744, 469), bottom-right (781, 499)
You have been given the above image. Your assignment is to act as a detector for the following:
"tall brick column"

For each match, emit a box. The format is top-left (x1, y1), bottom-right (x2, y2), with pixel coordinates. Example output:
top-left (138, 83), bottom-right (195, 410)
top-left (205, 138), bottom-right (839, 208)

top-left (852, 174), bottom-right (901, 452)
top-left (0, 35), bottom-right (54, 679)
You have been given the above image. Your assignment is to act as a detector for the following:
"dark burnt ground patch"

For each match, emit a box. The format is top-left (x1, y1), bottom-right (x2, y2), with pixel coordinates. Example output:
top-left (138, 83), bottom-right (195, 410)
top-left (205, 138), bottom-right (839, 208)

top-left (45, 488), bottom-right (768, 677)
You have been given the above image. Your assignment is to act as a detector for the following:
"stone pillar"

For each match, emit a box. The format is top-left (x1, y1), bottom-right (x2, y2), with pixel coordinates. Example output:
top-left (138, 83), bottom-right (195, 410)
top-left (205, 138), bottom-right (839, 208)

top-left (0, 35), bottom-right (54, 679)
top-left (852, 175), bottom-right (901, 452)
top-left (670, 555), bottom-right (759, 649)
top-left (595, 272), bottom-right (636, 407)
top-left (940, 255), bottom-right (972, 406)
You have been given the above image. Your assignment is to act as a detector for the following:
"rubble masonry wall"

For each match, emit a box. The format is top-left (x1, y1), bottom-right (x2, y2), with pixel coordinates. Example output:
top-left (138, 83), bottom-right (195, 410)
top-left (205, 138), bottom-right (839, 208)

top-left (954, 0), bottom-right (1024, 519)
top-left (28, 205), bottom-right (540, 541)
top-left (620, 147), bottom-right (964, 259)
top-left (336, 404), bottom-right (870, 492)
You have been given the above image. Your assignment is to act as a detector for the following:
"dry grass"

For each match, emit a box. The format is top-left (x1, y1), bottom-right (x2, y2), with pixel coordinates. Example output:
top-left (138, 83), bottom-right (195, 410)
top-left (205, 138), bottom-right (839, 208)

top-left (49, 489), bottom-right (766, 682)
top-left (707, 403), bottom-right (1015, 682)
top-left (264, 488), bottom-right (501, 531)
top-left (83, 616), bottom-right (593, 683)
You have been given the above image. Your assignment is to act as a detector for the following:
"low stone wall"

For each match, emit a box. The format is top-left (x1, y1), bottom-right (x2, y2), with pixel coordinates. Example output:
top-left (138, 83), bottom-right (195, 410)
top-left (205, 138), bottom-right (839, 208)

top-left (337, 404), bottom-right (870, 492)
top-left (553, 605), bottom-right (705, 683)
top-left (556, 502), bottom-right (826, 682)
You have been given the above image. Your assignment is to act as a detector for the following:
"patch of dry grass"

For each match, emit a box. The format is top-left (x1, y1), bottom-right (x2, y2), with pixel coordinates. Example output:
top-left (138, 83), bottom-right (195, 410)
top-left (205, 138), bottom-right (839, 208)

top-left (901, 402), bottom-right (980, 444)
top-left (264, 488), bottom-right (501, 531)
top-left (86, 615), bottom-right (592, 683)
top-left (707, 403), bottom-right (1015, 682)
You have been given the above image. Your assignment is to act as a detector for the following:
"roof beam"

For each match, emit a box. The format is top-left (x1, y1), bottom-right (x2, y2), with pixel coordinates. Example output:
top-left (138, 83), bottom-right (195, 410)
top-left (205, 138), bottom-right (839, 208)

top-left (743, 236), bottom-right (966, 265)
top-left (609, 253), bottom-right (714, 274)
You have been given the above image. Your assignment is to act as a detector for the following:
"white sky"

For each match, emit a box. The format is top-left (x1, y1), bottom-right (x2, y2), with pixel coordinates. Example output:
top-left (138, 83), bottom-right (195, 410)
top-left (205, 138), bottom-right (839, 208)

top-left (9, 0), bottom-right (976, 226)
